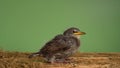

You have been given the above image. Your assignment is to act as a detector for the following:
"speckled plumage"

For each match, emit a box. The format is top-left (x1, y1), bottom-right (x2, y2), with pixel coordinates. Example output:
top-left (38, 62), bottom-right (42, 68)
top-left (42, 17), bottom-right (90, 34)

top-left (29, 27), bottom-right (85, 63)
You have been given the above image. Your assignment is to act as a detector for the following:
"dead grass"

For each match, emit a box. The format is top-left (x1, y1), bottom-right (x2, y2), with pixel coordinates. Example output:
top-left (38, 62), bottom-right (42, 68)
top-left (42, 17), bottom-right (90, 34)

top-left (0, 50), bottom-right (120, 68)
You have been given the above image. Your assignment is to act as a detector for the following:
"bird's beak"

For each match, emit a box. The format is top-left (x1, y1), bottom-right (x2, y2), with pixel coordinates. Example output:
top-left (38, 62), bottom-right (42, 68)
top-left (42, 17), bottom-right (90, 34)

top-left (74, 32), bottom-right (86, 35)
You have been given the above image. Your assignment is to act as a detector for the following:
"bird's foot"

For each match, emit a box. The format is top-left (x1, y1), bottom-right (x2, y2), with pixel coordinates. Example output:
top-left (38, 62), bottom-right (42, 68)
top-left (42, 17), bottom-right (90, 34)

top-left (55, 59), bottom-right (72, 63)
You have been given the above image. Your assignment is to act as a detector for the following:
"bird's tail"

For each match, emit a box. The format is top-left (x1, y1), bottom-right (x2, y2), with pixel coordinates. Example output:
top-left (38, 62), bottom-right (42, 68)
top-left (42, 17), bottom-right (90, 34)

top-left (28, 52), bottom-right (42, 58)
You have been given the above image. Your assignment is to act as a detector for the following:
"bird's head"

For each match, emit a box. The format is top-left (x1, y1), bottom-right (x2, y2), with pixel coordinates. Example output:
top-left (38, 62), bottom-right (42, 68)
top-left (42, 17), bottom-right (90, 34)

top-left (63, 27), bottom-right (86, 39)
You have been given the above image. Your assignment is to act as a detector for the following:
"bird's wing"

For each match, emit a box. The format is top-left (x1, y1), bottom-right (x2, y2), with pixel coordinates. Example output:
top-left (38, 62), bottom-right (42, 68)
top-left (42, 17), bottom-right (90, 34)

top-left (40, 35), bottom-right (77, 55)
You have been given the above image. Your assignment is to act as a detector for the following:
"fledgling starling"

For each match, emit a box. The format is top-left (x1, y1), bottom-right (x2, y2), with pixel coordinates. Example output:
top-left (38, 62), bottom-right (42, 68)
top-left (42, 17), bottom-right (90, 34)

top-left (29, 27), bottom-right (86, 63)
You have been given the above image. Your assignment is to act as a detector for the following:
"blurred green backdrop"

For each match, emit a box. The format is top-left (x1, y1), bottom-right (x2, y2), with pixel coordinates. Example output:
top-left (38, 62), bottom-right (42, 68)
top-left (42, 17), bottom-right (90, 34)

top-left (0, 0), bottom-right (120, 52)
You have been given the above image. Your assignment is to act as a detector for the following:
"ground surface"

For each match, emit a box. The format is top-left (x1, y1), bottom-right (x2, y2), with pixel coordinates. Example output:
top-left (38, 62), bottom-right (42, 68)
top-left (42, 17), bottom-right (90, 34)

top-left (0, 50), bottom-right (120, 68)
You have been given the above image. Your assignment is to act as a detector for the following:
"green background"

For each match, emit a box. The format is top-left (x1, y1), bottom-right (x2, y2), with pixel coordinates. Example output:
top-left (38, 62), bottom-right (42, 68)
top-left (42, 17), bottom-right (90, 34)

top-left (0, 0), bottom-right (120, 52)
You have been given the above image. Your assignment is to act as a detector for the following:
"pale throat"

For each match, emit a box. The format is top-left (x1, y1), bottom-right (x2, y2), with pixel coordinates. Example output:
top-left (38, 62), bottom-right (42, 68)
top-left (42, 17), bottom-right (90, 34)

top-left (76, 35), bottom-right (80, 39)
top-left (73, 35), bottom-right (81, 39)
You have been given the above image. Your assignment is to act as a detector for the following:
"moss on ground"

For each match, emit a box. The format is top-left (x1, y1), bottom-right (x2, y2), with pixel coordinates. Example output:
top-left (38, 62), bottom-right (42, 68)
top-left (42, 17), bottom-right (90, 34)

top-left (0, 50), bottom-right (120, 68)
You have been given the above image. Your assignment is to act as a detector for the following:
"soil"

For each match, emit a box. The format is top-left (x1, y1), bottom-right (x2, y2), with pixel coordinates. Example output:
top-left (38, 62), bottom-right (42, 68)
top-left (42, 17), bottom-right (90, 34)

top-left (0, 50), bottom-right (120, 68)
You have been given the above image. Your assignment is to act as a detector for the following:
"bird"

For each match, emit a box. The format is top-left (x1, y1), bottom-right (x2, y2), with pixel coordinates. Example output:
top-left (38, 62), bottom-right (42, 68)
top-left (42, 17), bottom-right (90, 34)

top-left (29, 27), bottom-right (86, 63)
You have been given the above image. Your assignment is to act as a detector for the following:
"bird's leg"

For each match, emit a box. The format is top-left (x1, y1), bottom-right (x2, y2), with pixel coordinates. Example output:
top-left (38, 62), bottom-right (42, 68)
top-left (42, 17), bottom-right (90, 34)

top-left (46, 56), bottom-right (56, 64)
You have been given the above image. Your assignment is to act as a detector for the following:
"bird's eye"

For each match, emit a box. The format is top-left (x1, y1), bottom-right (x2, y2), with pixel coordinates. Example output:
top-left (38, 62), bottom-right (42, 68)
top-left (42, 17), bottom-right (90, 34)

top-left (73, 30), bottom-right (77, 33)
